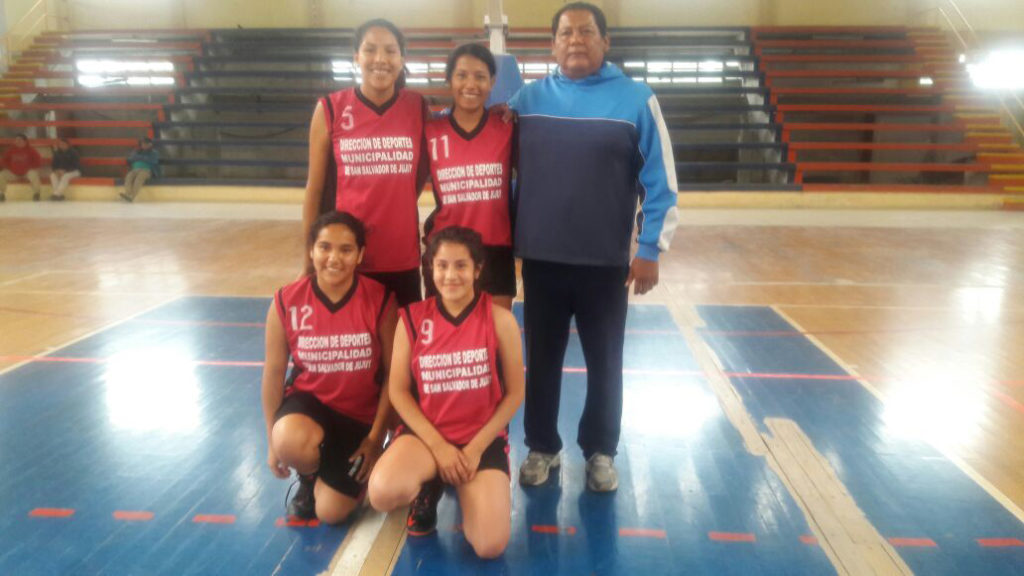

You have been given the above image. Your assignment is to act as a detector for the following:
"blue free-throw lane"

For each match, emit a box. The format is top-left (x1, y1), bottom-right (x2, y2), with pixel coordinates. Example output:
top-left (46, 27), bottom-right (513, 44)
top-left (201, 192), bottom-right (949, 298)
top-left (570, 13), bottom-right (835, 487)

top-left (390, 304), bottom-right (836, 576)
top-left (0, 297), bottom-right (343, 576)
top-left (698, 305), bottom-right (1024, 576)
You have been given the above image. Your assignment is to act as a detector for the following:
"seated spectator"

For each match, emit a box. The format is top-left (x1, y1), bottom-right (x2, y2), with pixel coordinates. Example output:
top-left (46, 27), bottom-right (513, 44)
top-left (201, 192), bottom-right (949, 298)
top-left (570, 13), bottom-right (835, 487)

top-left (0, 134), bottom-right (43, 202)
top-left (49, 138), bottom-right (81, 202)
top-left (120, 138), bottom-right (160, 203)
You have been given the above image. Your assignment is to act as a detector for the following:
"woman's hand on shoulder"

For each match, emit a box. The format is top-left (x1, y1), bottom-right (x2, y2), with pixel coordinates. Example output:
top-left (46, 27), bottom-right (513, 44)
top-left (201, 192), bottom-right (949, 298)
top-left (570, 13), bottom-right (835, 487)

top-left (489, 103), bottom-right (516, 124)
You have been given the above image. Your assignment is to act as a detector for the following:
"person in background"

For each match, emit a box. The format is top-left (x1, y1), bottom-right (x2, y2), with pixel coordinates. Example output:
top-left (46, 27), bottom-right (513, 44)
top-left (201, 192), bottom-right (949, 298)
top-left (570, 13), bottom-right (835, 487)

top-left (0, 134), bottom-right (43, 202)
top-left (120, 137), bottom-right (160, 203)
top-left (49, 138), bottom-right (81, 202)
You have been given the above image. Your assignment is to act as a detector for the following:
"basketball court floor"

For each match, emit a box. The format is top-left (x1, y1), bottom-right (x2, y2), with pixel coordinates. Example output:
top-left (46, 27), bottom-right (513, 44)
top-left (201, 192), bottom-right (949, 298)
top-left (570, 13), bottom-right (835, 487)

top-left (1, 203), bottom-right (1022, 575)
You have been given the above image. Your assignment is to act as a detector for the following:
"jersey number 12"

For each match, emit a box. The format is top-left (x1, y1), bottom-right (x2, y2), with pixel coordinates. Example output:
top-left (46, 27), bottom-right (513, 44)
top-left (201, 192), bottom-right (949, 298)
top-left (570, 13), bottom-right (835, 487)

top-left (289, 305), bottom-right (313, 331)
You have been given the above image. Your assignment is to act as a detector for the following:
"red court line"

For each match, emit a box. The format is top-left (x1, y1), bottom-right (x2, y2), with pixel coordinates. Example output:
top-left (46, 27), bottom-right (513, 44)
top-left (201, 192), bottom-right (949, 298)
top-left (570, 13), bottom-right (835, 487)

top-left (275, 517), bottom-right (320, 527)
top-left (29, 506), bottom-right (74, 516)
top-left (113, 510), bottom-right (154, 521)
top-left (531, 524), bottom-right (577, 535)
top-left (709, 531), bottom-right (756, 542)
top-left (6, 354), bottom-right (1022, 391)
top-left (561, 367), bottom-right (702, 378)
top-left (977, 538), bottom-right (1024, 547)
top-left (193, 514), bottom-right (235, 524)
top-left (29, 508), bottom-right (75, 518)
top-left (888, 537), bottom-right (938, 547)
top-left (799, 535), bottom-right (819, 545)
top-left (620, 528), bottom-right (667, 539)
top-left (989, 391), bottom-right (1024, 416)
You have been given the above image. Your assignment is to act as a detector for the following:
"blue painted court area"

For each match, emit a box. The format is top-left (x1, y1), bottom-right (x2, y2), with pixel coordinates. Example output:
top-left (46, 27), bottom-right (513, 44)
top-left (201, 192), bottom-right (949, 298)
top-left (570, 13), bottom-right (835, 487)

top-left (699, 305), bottom-right (1024, 576)
top-left (4, 298), bottom-right (1018, 575)
top-left (0, 297), bottom-right (343, 575)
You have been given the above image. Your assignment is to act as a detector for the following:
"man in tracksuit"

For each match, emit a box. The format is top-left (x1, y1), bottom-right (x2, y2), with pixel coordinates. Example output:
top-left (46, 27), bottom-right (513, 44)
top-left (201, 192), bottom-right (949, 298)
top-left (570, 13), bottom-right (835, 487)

top-left (510, 2), bottom-right (679, 492)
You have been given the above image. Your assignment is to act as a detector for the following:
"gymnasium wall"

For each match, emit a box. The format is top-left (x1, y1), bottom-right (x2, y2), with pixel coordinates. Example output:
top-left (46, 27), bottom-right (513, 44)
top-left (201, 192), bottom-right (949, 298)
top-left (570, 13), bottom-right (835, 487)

top-left (4, 0), bottom-right (39, 32)
top-left (41, 0), bottom-right (1024, 33)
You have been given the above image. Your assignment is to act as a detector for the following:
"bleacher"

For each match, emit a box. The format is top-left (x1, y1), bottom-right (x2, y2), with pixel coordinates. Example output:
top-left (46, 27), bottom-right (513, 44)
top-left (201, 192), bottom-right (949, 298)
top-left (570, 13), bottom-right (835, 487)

top-left (0, 25), bottom-right (1021, 200)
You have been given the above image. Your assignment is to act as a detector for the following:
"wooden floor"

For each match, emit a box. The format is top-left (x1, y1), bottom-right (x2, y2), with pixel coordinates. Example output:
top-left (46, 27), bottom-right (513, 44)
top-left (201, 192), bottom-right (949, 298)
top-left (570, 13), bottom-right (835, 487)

top-left (1, 205), bottom-right (1022, 573)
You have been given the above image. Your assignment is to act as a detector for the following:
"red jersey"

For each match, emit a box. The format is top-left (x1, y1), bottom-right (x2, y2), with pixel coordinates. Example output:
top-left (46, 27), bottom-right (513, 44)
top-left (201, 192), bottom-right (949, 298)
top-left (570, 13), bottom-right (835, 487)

top-left (401, 293), bottom-right (504, 445)
top-left (2, 146), bottom-right (42, 176)
top-left (424, 111), bottom-right (513, 247)
top-left (276, 274), bottom-right (392, 424)
top-left (323, 88), bottom-right (426, 272)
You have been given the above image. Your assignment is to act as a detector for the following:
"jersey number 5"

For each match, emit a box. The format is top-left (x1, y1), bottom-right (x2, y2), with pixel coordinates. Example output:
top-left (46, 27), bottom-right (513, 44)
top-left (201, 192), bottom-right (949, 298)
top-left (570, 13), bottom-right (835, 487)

top-left (429, 135), bottom-right (449, 161)
top-left (289, 305), bottom-right (313, 331)
top-left (341, 106), bottom-right (355, 130)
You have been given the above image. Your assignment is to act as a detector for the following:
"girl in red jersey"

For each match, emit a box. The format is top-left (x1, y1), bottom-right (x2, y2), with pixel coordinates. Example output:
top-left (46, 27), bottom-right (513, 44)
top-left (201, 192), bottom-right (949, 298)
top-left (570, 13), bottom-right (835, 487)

top-left (368, 227), bottom-right (524, 559)
top-left (262, 211), bottom-right (397, 524)
top-left (423, 44), bottom-right (516, 309)
top-left (302, 18), bottom-right (429, 306)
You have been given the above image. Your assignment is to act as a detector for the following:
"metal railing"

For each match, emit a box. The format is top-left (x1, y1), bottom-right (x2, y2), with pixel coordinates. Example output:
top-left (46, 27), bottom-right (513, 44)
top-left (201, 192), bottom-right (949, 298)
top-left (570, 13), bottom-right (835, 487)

top-left (1, 0), bottom-right (50, 69)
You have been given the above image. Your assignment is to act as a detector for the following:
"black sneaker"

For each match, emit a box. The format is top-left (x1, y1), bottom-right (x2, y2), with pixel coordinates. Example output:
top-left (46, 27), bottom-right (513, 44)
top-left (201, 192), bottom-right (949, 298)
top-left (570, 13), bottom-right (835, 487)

top-left (286, 474), bottom-right (316, 520)
top-left (406, 479), bottom-right (442, 536)
top-left (51, 194), bottom-right (65, 202)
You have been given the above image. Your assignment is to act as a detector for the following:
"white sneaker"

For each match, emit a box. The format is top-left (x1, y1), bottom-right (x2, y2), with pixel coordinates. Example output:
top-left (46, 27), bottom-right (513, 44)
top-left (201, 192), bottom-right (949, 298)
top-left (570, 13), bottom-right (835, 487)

top-left (586, 453), bottom-right (618, 492)
top-left (518, 451), bottom-right (561, 486)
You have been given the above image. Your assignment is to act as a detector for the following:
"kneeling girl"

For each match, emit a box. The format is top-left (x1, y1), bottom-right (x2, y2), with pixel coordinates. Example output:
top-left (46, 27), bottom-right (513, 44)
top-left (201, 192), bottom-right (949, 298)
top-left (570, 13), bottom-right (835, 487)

top-left (368, 227), bottom-right (524, 559)
top-left (262, 211), bottom-right (397, 523)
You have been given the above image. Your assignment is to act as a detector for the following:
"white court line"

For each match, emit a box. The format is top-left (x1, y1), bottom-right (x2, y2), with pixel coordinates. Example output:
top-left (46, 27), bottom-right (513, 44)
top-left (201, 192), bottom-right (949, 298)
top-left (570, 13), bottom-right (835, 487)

top-left (668, 295), bottom-right (914, 574)
top-left (772, 305), bottom-right (1024, 526)
top-left (325, 508), bottom-right (389, 576)
top-left (0, 271), bottom-right (47, 288)
top-left (0, 295), bottom-right (182, 377)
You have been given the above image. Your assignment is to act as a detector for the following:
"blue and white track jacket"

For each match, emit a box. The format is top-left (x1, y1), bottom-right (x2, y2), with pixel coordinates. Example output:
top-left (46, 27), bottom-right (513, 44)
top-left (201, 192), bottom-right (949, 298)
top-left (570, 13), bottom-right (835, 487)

top-left (509, 62), bottom-right (678, 266)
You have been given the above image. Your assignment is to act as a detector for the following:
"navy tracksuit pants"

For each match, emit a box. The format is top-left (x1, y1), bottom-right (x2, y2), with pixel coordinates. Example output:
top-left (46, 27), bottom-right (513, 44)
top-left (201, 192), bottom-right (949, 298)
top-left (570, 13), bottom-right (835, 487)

top-left (521, 259), bottom-right (629, 458)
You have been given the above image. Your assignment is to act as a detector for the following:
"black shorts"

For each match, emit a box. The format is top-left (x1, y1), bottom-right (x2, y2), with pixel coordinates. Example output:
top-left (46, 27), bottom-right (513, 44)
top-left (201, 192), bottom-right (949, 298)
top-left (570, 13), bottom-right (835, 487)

top-left (362, 268), bottom-right (422, 307)
top-left (396, 429), bottom-right (510, 478)
top-left (423, 244), bottom-right (516, 298)
top-left (275, 391), bottom-right (372, 498)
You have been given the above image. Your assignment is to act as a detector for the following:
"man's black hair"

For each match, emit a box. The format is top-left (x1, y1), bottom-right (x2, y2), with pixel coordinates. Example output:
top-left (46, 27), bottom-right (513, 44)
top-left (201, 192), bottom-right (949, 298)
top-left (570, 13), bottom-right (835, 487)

top-left (551, 2), bottom-right (608, 37)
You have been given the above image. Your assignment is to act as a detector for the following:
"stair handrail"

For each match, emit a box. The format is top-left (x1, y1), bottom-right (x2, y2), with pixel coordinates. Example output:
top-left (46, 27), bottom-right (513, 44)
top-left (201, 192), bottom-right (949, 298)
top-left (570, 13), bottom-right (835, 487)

top-left (1, 0), bottom-right (49, 68)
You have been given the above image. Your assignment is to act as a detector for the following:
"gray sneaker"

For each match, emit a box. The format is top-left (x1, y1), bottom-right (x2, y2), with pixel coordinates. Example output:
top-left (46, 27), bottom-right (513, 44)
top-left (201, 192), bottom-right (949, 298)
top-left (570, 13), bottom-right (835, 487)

top-left (586, 453), bottom-right (618, 492)
top-left (518, 451), bottom-right (561, 486)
